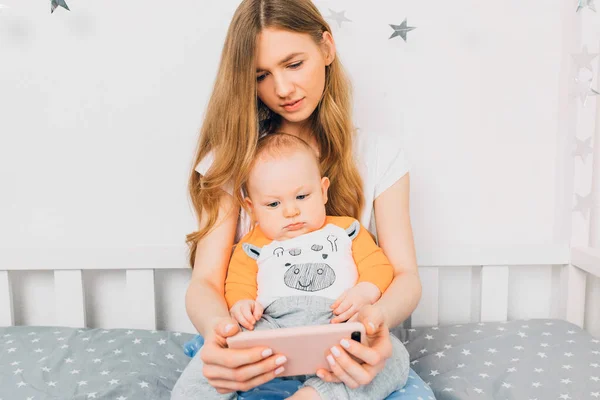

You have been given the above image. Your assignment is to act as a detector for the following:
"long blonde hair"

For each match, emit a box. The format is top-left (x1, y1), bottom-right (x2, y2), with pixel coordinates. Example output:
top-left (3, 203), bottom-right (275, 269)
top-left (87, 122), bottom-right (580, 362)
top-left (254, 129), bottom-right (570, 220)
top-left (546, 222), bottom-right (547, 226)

top-left (187, 0), bottom-right (364, 267)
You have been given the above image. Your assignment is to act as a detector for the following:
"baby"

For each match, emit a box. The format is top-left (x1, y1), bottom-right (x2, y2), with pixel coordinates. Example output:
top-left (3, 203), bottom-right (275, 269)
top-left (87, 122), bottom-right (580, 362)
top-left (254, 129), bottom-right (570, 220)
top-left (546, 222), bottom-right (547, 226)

top-left (201, 133), bottom-right (409, 400)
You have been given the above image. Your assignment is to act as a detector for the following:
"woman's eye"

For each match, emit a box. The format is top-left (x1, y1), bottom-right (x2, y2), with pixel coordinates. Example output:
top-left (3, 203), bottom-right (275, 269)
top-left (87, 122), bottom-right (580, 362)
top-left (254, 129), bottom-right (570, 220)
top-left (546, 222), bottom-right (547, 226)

top-left (296, 194), bottom-right (308, 200)
top-left (289, 61), bottom-right (303, 69)
top-left (256, 74), bottom-right (267, 82)
top-left (266, 201), bottom-right (280, 208)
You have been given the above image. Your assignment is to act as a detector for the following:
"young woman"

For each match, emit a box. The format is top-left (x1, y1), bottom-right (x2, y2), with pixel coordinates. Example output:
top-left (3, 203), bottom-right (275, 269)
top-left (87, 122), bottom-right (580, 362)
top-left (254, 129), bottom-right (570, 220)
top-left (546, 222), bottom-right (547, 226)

top-left (172, 0), bottom-right (423, 398)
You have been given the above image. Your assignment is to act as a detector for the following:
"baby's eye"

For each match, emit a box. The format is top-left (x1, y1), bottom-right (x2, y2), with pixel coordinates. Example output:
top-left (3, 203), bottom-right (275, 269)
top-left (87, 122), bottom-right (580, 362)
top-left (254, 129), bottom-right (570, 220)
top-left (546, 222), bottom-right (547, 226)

top-left (266, 201), bottom-right (280, 208)
top-left (296, 194), bottom-right (308, 200)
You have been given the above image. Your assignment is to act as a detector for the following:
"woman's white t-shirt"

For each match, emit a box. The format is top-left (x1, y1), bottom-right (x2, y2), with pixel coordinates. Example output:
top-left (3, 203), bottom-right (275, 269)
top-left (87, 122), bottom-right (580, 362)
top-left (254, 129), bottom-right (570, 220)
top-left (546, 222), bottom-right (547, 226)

top-left (195, 132), bottom-right (410, 243)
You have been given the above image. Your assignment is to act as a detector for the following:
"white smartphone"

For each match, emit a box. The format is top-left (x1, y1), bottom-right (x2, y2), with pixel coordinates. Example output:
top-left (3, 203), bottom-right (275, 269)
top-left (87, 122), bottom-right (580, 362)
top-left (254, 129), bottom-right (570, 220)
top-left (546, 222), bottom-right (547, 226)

top-left (226, 322), bottom-right (366, 377)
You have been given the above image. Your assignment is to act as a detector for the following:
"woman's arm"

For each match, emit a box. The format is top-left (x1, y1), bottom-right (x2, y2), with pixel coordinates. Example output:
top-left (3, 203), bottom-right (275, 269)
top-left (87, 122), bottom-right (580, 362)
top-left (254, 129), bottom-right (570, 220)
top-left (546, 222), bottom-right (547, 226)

top-left (373, 172), bottom-right (422, 328)
top-left (184, 191), bottom-right (287, 393)
top-left (315, 173), bottom-right (422, 387)
top-left (185, 191), bottom-right (239, 337)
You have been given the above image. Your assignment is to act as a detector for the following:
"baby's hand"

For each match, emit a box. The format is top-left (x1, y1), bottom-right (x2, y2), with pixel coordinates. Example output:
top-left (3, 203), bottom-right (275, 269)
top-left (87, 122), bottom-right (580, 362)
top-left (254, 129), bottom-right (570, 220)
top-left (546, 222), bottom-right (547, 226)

top-left (330, 282), bottom-right (381, 324)
top-left (229, 299), bottom-right (263, 330)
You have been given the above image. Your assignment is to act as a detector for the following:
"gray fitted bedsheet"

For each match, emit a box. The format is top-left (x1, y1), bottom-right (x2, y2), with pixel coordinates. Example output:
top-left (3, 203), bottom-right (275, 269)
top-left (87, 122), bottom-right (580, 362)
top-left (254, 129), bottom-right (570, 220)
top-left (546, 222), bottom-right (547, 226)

top-left (391, 319), bottom-right (600, 399)
top-left (1, 319), bottom-right (598, 399)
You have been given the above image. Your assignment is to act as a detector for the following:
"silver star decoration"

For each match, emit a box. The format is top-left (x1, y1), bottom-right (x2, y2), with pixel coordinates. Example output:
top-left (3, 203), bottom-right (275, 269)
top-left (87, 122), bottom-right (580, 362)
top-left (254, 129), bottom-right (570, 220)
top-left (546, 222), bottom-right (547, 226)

top-left (572, 136), bottom-right (594, 163)
top-left (571, 46), bottom-right (598, 72)
top-left (389, 19), bottom-right (416, 42)
top-left (573, 192), bottom-right (593, 219)
top-left (577, 0), bottom-right (596, 12)
top-left (326, 9), bottom-right (352, 28)
top-left (573, 77), bottom-right (600, 105)
top-left (51, 0), bottom-right (69, 13)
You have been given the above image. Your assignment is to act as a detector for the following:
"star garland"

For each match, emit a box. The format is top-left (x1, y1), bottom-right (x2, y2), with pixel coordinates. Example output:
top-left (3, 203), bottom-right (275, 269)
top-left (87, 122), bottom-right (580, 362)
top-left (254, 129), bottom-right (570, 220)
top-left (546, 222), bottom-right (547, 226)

top-left (389, 18), bottom-right (416, 42)
top-left (51, 0), bottom-right (69, 13)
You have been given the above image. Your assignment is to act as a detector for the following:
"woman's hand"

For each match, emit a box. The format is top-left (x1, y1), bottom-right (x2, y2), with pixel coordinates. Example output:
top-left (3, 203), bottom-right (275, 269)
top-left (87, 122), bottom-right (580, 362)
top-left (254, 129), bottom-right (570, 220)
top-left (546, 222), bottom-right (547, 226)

top-left (201, 316), bottom-right (288, 394)
top-left (317, 304), bottom-right (392, 388)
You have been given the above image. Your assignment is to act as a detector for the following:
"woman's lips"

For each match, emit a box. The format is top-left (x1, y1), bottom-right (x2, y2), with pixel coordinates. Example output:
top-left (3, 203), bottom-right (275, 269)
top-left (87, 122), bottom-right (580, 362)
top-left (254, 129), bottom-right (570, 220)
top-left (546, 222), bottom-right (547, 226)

top-left (282, 98), bottom-right (304, 112)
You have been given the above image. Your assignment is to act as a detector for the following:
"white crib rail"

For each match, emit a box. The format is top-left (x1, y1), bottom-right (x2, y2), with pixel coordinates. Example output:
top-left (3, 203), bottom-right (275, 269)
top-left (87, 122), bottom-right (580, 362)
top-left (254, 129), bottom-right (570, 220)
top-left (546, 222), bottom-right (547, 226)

top-left (0, 270), bottom-right (13, 327)
top-left (0, 244), bottom-right (598, 331)
top-left (0, 246), bottom-right (186, 329)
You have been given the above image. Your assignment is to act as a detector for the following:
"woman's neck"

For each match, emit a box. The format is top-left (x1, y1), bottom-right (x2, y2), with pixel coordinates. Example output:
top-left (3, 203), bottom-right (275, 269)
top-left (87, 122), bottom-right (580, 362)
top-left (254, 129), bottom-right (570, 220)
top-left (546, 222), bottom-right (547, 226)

top-left (278, 120), bottom-right (320, 157)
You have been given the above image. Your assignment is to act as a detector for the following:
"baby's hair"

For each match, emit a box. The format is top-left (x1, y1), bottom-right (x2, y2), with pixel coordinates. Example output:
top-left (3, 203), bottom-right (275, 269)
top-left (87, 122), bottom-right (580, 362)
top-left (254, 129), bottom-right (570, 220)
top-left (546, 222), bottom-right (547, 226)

top-left (251, 132), bottom-right (321, 173)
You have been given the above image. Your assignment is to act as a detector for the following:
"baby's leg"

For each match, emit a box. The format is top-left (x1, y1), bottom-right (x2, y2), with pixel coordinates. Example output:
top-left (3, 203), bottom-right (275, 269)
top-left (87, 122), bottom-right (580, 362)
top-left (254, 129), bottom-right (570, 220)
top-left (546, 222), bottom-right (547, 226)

top-left (170, 349), bottom-right (236, 400)
top-left (301, 335), bottom-right (410, 400)
top-left (171, 313), bottom-right (282, 400)
top-left (287, 386), bottom-right (321, 400)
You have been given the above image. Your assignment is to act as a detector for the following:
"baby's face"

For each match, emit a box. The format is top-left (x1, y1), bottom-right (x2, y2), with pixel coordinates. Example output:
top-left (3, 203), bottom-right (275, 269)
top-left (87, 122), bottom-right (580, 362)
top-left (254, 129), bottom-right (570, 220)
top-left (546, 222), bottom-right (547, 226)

top-left (246, 149), bottom-right (329, 241)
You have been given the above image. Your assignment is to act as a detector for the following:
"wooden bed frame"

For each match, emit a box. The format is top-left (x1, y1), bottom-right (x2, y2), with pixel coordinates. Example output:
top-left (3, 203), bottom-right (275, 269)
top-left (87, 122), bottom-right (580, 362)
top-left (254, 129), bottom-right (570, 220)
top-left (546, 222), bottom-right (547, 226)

top-left (0, 245), bottom-right (598, 333)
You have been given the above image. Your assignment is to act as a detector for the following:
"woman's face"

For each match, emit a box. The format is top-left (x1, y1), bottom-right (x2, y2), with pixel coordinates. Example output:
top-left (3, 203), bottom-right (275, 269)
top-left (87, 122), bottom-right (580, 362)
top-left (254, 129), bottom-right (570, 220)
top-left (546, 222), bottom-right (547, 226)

top-left (255, 28), bottom-right (335, 133)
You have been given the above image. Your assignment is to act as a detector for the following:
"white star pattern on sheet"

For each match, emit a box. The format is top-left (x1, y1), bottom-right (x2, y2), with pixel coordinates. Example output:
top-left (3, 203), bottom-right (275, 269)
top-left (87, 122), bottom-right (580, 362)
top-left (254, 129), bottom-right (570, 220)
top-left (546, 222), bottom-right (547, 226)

top-left (397, 319), bottom-right (600, 399)
top-left (4, 326), bottom-right (197, 398)
top-left (3, 320), bottom-right (600, 399)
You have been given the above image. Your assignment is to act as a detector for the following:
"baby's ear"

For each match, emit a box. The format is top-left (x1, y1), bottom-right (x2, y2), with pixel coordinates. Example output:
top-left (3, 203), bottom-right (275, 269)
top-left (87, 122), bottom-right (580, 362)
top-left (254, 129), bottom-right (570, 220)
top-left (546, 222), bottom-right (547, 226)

top-left (244, 197), bottom-right (254, 213)
top-left (321, 177), bottom-right (330, 204)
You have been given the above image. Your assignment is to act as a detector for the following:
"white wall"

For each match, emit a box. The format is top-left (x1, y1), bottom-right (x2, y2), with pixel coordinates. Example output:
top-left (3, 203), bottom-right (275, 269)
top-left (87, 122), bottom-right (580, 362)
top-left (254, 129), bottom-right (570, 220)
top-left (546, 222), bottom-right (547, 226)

top-left (0, 0), bottom-right (598, 333)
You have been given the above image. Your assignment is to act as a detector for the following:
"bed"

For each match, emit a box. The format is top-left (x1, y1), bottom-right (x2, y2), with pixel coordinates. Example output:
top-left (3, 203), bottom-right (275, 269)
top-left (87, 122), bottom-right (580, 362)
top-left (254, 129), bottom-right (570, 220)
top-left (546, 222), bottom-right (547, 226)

top-left (1, 246), bottom-right (599, 399)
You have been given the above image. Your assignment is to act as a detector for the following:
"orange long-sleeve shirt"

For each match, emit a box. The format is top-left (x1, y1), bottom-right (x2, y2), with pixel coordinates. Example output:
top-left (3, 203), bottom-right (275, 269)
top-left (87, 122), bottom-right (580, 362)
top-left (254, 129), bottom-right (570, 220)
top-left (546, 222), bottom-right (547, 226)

top-left (225, 216), bottom-right (394, 309)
